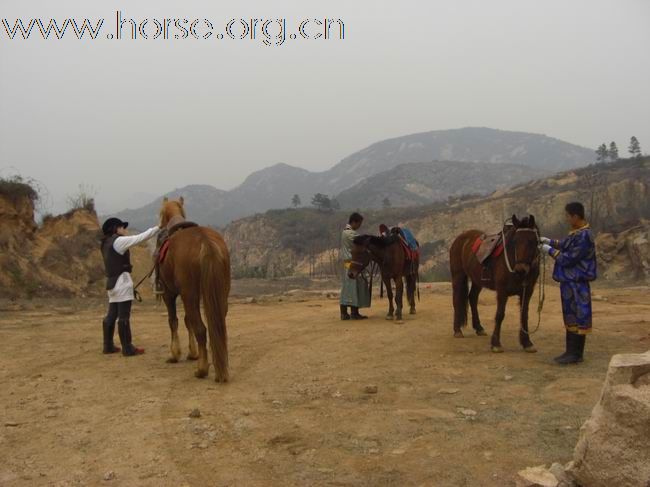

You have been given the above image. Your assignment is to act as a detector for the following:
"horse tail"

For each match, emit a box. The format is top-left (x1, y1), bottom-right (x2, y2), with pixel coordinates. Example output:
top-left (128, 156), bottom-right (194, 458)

top-left (450, 235), bottom-right (470, 330)
top-left (199, 239), bottom-right (230, 382)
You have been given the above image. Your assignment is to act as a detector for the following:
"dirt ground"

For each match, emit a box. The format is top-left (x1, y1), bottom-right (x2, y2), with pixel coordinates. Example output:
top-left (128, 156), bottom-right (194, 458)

top-left (1, 281), bottom-right (649, 487)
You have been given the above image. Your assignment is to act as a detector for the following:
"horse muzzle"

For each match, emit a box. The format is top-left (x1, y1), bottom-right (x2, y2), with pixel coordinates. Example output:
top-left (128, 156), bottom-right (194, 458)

top-left (514, 263), bottom-right (531, 276)
top-left (348, 270), bottom-right (358, 279)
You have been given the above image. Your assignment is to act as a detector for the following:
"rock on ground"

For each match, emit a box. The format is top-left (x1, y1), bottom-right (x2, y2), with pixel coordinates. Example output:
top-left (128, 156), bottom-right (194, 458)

top-left (569, 350), bottom-right (650, 487)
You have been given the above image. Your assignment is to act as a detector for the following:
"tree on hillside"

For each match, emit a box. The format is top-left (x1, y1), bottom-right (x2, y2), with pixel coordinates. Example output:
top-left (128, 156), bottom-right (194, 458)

top-left (311, 193), bottom-right (332, 211)
top-left (629, 136), bottom-right (642, 159)
top-left (596, 143), bottom-right (608, 163)
top-left (291, 194), bottom-right (301, 208)
top-left (330, 198), bottom-right (341, 211)
top-left (608, 142), bottom-right (619, 161)
top-left (382, 197), bottom-right (392, 209)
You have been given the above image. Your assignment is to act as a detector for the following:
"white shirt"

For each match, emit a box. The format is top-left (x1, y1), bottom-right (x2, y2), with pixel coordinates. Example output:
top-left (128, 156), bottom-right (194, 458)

top-left (107, 226), bottom-right (160, 303)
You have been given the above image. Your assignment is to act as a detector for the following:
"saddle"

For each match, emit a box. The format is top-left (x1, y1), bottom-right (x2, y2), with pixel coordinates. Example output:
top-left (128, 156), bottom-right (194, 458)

top-left (472, 233), bottom-right (504, 265)
top-left (389, 226), bottom-right (420, 262)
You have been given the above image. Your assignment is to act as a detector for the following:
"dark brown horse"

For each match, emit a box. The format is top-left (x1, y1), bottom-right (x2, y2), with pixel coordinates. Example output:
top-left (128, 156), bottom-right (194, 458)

top-left (158, 197), bottom-right (231, 382)
top-left (449, 215), bottom-right (540, 353)
top-left (348, 234), bottom-right (419, 324)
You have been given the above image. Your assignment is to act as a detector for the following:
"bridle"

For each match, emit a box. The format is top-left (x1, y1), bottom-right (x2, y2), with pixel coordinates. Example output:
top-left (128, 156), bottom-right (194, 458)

top-left (500, 219), bottom-right (546, 336)
top-left (501, 224), bottom-right (540, 274)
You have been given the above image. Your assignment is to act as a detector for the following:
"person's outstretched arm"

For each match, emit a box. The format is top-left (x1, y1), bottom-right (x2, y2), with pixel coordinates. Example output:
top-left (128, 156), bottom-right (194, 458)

top-left (113, 226), bottom-right (160, 255)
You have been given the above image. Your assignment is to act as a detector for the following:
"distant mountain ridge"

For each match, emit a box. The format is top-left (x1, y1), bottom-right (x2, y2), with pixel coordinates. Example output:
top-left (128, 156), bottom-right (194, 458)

top-left (113, 127), bottom-right (595, 228)
top-left (336, 160), bottom-right (544, 209)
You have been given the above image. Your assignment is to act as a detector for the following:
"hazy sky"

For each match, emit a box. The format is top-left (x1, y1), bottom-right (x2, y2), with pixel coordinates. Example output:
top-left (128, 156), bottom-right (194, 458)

top-left (1, 0), bottom-right (649, 214)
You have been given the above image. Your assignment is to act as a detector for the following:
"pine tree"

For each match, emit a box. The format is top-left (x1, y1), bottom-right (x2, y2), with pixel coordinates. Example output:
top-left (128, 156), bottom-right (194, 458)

top-left (595, 143), bottom-right (608, 163)
top-left (629, 136), bottom-right (642, 159)
top-left (311, 193), bottom-right (332, 211)
top-left (291, 194), bottom-right (301, 208)
top-left (607, 142), bottom-right (618, 161)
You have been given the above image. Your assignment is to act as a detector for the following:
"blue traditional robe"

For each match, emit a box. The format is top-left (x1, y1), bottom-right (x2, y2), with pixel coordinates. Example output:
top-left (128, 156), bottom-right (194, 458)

top-left (548, 224), bottom-right (597, 334)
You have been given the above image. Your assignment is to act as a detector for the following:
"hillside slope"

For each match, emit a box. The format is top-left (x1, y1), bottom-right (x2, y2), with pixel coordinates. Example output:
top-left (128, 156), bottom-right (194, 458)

top-left (335, 160), bottom-right (544, 209)
top-left (223, 157), bottom-right (650, 283)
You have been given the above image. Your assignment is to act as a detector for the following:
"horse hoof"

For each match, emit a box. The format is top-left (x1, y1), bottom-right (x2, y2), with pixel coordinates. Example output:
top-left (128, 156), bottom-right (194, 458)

top-left (454, 331), bottom-right (464, 338)
top-left (475, 329), bottom-right (488, 337)
top-left (385, 315), bottom-right (394, 321)
top-left (409, 309), bottom-right (416, 315)
top-left (194, 370), bottom-right (208, 379)
top-left (166, 357), bottom-right (179, 364)
top-left (524, 346), bottom-right (537, 353)
top-left (186, 354), bottom-right (198, 361)
top-left (491, 346), bottom-right (504, 353)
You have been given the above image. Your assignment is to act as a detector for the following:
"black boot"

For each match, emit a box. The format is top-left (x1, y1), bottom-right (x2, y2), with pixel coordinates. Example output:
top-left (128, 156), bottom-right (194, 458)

top-left (350, 307), bottom-right (368, 320)
top-left (553, 331), bottom-right (571, 363)
top-left (118, 320), bottom-right (144, 356)
top-left (556, 332), bottom-right (582, 365)
top-left (340, 305), bottom-right (351, 321)
top-left (575, 334), bottom-right (586, 363)
top-left (102, 319), bottom-right (121, 354)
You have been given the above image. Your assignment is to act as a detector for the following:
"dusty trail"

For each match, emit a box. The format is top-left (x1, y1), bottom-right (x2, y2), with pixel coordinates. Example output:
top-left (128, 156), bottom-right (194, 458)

top-left (1, 284), bottom-right (649, 486)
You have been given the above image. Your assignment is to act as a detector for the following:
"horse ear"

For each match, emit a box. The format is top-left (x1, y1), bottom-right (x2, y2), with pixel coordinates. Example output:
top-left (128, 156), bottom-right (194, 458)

top-left (511, 214), bottom-right (519, 226)
top-left (179, 196), bottom-right (185, 206)
top-left (529, 215), bottom-right (536, 227)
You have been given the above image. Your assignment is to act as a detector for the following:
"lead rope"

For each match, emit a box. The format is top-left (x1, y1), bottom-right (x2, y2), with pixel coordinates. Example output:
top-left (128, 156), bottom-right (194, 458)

top-left (519, 250), bottom-right (546, 336)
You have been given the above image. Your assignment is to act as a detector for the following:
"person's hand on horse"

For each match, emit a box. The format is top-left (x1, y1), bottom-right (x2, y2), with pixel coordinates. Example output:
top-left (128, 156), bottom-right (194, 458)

top-left (539, 243), bottom-right (553, 255)
top-left (539, 237), bottom-right (551, 244)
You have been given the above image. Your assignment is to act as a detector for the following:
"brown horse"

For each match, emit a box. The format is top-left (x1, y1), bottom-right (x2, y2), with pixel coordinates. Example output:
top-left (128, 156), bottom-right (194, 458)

top-left (449, 215), bottom-right (540, 353)
top-left (348, 234), bottom-right (418, 323)
top-left (157, 197), bottom-right (231, 382)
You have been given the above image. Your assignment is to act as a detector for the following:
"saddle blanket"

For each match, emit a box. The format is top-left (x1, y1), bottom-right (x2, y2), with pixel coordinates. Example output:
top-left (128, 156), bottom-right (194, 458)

top-left (472, 233), bottom-right (503, 264)
top-left (395, 227), bottom-right (419, 262)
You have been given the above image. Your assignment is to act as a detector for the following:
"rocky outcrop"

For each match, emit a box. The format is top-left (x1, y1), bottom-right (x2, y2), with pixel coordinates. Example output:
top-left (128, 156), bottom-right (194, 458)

top-left (0, 194), bottom-right (151, 298)
top-left (597, 223), bottom-right (650, 283)
top-left (569, 351), bottom-right (650, 487)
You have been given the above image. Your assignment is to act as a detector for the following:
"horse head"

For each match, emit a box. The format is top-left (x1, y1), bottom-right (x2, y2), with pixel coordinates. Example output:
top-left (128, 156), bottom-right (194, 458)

top-left (509, 214), bottom-right (539, 276)
top-left (159, 196), bottom-right (186, 228)
top-left (348, 235), bottom-right (374, 279)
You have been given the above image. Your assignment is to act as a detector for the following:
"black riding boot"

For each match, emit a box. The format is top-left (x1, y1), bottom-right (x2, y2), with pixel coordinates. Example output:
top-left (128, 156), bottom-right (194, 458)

top-left (350, 307), bottom-right (368, 320)
top-left (340, 305), bottom-right (351, 321)
top-left (118, 319), bottom-right (143, 356)
top-left (576, 334), bottom-right (586, 363)
top-left (553, 331), bottom-right (571, 363)
top-left (556, 332), bottom-right (582, 365)
top-left (102, 319), bottom-right (121, 354)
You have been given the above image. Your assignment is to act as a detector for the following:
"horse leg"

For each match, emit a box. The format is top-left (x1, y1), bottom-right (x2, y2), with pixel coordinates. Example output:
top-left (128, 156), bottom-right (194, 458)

top-left (384, 276), bottom-right (394, 320)
top-left (519, 286), bottom-right (537, 353)
top-left (163, 293), bottom-right (181, 363)
top-left (406, 275), bottom-right (416, 315)
top-left (451, 272), bottom-right (469, 338)
top-left (394, 277), bottom-right (404, 323)
top-left (185, 320), bottom-right (199, 361)
top-left (182, 295), bottom-right (209, 378)
top-left (491, 290), bottom-right (508, 353)
top-left (469, 283), bottom-right (487, 336)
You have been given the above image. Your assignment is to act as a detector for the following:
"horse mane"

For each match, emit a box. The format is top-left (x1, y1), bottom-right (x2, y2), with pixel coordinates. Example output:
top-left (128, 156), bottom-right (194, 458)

top-left (353, 234), bottom-right (398, 247)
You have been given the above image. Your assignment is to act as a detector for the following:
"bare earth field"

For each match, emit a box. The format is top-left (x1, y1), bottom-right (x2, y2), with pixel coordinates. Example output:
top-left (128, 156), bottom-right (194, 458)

top-left (1, 282), bottom-right (649, 487)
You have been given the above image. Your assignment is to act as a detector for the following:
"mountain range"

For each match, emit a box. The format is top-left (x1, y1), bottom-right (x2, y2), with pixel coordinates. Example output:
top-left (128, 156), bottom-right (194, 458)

top-left (113, 127), bottom-right (595, 229)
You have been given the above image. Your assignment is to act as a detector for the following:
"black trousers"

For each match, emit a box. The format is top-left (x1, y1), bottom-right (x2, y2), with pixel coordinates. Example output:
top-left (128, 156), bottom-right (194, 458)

top-left (103, 300), bottom-right (136, 355)
top-left (105, 300), bottom-right (132, 323)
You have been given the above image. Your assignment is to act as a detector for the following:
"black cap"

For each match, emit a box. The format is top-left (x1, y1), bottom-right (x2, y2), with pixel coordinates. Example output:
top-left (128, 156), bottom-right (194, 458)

top-left (102, 217), bottom-right (128, 235)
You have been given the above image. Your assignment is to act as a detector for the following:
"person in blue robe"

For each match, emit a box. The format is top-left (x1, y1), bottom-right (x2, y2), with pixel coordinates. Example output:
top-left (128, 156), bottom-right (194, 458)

top-left (540, 202), bottom-right (597, 364)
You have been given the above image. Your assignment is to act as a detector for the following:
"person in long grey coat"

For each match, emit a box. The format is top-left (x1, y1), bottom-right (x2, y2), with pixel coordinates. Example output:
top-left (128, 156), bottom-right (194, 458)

top-left (340, 212), bottom-right (371, 320)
